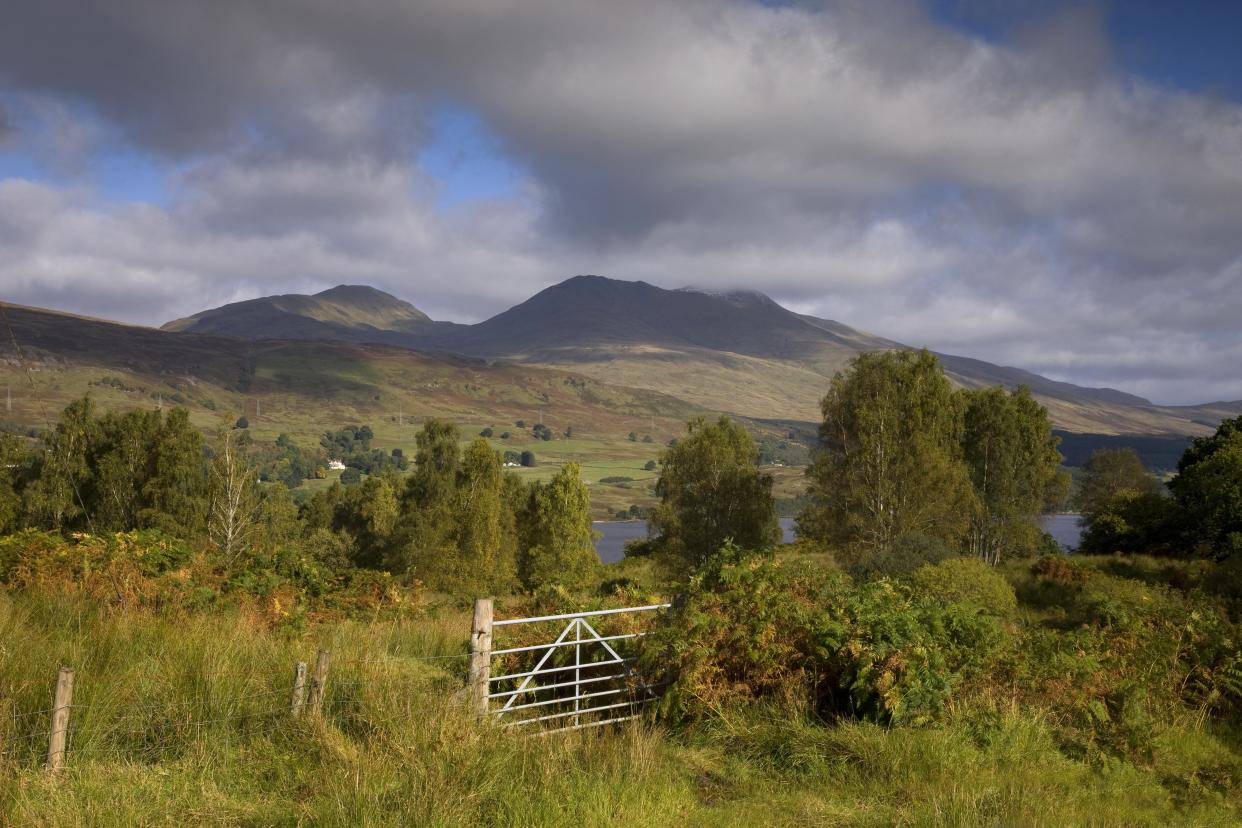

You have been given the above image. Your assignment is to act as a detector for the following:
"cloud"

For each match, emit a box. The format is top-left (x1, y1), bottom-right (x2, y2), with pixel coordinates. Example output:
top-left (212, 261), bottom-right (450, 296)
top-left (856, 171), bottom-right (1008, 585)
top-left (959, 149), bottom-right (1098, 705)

top-left (0, 0), bottom-right (1240, 404)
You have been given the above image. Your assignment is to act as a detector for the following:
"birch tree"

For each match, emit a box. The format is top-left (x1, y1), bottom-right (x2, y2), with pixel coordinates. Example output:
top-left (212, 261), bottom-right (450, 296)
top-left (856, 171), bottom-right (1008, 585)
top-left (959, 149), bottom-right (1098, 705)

top-left (209, 427), bottom-right (259, 564)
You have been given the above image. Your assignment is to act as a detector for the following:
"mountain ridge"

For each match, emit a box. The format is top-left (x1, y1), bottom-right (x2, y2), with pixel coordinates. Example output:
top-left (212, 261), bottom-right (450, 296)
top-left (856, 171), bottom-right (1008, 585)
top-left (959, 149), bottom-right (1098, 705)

top-left (89, 275), bottom-right (1242, 436)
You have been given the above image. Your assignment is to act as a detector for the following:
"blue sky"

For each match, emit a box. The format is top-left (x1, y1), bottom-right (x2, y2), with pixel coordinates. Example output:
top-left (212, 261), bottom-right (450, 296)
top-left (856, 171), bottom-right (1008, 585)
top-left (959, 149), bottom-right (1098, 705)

top-left (1, 0), bottom-right (1240, 404)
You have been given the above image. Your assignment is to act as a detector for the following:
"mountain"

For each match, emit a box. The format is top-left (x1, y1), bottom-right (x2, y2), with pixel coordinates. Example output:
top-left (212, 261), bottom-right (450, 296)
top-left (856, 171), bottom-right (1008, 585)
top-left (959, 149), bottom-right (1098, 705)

top-left (0, 301), bottom-right (697, 446)
top-left (162, 285), bottom-right (462, 344)
top-left (161, 275), bottom-right (1239, 436)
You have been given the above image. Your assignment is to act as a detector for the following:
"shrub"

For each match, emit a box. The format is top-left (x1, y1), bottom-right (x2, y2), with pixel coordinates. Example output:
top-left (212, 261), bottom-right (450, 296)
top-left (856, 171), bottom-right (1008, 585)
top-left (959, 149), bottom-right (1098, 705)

top-left (642, 544), bottom-right (839, 718)
top-left (599, 476), bottom-right (633, 484)
top-left (912, 557), bottom-right (1018, 618)
top-left (848, 533), bottom-right (955, 581)
top-left (646, 544), bottom-right (1004, 725)
top-left (1031, 554), bottom-right (1091, 586)
top-left (234, 416), bottom-right (249, 429)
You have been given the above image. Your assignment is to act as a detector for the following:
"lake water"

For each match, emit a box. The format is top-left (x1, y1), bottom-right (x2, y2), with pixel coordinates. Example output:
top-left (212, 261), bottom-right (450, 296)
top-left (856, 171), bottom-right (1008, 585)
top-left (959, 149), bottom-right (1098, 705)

top-left (592, 514), bottom-right (1081, 563)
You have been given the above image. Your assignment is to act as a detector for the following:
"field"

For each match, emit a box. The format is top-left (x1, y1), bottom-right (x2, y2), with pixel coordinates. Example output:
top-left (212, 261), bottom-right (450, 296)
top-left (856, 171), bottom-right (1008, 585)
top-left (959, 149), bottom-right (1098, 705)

top-left (4, 564), bottom-right (1241, 827)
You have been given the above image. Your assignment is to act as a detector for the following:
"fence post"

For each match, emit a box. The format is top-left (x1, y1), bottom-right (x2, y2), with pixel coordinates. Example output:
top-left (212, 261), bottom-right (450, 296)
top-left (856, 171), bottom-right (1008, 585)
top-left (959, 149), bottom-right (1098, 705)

top-left (306, 650), bottom-right (331, 717)
top-left (46, 666), bottom-right (74, 772)
top-left (290, 661), bottom-right (308, 717)
top-left (469, 598), bottom-right (493, 715)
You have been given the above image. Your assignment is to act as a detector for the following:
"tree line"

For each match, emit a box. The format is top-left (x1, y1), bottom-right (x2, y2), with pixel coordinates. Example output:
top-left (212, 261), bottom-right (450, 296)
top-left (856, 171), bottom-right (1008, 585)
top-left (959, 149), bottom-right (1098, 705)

top-left (0, 400), bottom-right (599, 594)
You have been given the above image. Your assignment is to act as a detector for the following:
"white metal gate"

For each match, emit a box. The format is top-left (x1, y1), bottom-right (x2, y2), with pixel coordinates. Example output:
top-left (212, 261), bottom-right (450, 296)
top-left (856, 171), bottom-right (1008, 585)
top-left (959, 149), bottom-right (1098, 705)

top-left (469, 601), bottom-right (669, 734)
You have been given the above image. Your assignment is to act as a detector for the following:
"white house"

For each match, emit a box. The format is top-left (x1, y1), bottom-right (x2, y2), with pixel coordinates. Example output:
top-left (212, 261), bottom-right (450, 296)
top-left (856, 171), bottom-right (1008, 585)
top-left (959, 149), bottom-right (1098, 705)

top-left (328, 460), bottom-right (346, 471)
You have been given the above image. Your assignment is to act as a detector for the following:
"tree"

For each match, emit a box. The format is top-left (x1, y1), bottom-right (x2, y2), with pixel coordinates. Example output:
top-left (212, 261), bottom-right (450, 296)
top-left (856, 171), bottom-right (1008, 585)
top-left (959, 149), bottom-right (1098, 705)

top-left (340, 467), bottom-right (362, 485)
top-left (519, 461), bottom-right (599, 589)
top-left (0, 433), bottom-right (28, 533)
top-left (652, 416), bottom-right (781, 573)
top-left (234, 417), bottom-right (249, 429)
top-left (208, 427), bottom-right (259, 564)
top-left (252, 482), bottom-right (301, 551)
top-left (405, 420), bottom-right (460, 507)
top-left (450, 439), bottom-right (517, 593)
top-left (628, 431), bottom-right (638, 442)
top-left (1073, 448), bottom-right (1162, 526)
top-left (520, 450), bottom-right (536, 467)
top-left (480, 427), bottom-right (494, 438)
top-left (23, 397), bottom-right (96, 531)
top-left (960, 386), bottom-right (1065, 564)
top-left (1168, 417), bottom-right (1242, 557)
top-left (644, 460), bottom-right (657, 471)
top-left (800, 350), bottom-right (975, 573)
top-left (141, 408), bottom-right (208, 536)
top-left (93, 409), bottom-right (160, 531)
top-left (1072, 448), bottom-right (1167, 554)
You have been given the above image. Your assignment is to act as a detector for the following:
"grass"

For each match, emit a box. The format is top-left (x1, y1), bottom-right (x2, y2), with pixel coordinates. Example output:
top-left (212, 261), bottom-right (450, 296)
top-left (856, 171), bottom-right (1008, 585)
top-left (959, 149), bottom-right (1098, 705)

top-left (4, 584), bottom-right (1242, 826)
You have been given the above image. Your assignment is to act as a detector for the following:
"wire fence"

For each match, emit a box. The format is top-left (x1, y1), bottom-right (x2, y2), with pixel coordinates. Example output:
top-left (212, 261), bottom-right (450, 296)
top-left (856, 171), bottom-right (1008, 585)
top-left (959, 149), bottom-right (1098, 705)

top-left (0, 648), bottom-right (475, 770)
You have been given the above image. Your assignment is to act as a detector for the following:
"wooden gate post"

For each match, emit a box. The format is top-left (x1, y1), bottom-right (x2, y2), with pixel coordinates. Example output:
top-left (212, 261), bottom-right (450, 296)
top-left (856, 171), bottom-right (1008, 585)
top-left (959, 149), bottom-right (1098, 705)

top-left (469, 598), bottom-right (494, 715)
top-left (290, 661), bottom-right (308, 717)
top-left (306, 650), bottom-right (331, 717)
top-left (46, 666), bottom-right (74, 772)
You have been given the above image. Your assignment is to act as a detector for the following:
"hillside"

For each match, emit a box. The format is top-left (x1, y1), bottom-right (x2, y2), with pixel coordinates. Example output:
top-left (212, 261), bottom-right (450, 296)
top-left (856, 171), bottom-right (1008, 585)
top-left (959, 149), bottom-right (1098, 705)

top-left (0, 301), bottom-right (698, 454)
top-left (40, 275), bottom-right (1242, 437)
top-left (162, 284), bottom-right (464, 344)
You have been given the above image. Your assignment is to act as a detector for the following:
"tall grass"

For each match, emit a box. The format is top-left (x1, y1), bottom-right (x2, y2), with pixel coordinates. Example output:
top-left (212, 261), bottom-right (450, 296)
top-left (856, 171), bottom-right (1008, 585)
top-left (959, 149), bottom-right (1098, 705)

top-left (2, 591), bottom-right (1240, 826)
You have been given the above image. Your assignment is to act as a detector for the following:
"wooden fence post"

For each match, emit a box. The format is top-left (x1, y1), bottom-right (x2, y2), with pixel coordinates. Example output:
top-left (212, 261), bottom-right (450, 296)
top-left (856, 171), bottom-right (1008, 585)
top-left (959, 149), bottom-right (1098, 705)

top-left (469, 598), bottom-right (493, 715)
top-left (306, 650), bottom-right (331, 716)
top-left (290, 661), bottom-right (308, 717)
top-left (46, 667), bottom-right (74, 772)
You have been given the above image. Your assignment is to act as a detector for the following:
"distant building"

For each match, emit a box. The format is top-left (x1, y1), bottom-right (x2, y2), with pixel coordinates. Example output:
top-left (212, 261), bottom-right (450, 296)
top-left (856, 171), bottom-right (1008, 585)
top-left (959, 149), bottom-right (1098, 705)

top-left (328, 460), bottom-right (346, 470)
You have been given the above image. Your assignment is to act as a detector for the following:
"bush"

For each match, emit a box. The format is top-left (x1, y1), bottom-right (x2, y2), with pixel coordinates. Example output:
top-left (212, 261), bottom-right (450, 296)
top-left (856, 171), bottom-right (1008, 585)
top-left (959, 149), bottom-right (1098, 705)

top-left (599, 476), bottom-right (633, 484)
top-left (848, 533), bottom-right (955, 581)
top-left (234, 416), bottom-right (249, 429)
top-left (643, 544), bottom-right (839, 718)
top-left (644, 460), bottom-right (657, 471)
top-left (1031, 554), bottom-right (1091, 586)
top-left (340, 468), bottom-right (362, 485)
top-left (912, 557), bottom-right (1018, 618)
top-left (646, 544), bottom-right (1004, 725)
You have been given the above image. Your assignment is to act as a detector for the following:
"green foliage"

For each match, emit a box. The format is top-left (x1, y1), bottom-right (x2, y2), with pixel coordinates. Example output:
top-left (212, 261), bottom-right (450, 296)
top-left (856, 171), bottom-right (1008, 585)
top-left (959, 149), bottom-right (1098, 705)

top-left (1031, 553), bottom-right (1091, 586)
top-left (1074, 448), bottom-right (1163, 524)
top-left (652, 416), bottom-right (781, 574)
top-left (479, 427), bottom-right (494, 437)
top-left (1168, 420), bottom-right (1242, 558)
top-left (518, 462), bottom-right (600, 590)
top-left (320, 423), bottom-right (403, 476)
top-left (961, 386), bottom-right (1065, 564)
top-left (911, 556), bottom-right (1018, 618)
top-left (643, 544), bottom-right (838, 717)
top-left (520, 450), bottom-right (536, 467)
top-left (234, 416), bottom-right (248, 429)
top-left (647, 544), bottom-right (1003, 726)
top-left (800, 350), bottom-right (976, 572)
top-left (643, 460), bottom-right (657, 471)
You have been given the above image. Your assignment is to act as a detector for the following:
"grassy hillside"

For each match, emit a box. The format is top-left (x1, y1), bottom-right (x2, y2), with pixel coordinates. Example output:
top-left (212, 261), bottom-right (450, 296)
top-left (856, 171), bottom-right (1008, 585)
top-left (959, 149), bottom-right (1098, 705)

top-left (4, 552), bottom-right (1242, 826)
top-left (160, 275), bottom-right (1236, 436)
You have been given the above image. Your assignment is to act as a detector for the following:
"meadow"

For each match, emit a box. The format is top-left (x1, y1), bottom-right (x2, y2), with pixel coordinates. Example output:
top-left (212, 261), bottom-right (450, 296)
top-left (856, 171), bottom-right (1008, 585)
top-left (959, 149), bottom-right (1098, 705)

top-left (3, 550), bottom-right (1242, 827)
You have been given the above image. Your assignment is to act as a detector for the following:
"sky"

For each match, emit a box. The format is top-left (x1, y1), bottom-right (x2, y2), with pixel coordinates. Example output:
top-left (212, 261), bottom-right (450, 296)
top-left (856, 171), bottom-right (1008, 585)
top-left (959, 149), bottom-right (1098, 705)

top-left (1, 0), bottom-right (1240, 405)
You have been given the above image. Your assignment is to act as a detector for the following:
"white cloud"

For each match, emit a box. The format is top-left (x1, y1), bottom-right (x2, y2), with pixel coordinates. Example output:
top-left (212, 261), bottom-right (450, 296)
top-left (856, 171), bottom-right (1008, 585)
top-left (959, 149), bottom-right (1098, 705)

top-left (0, 0), bottom-right (1239, 404)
